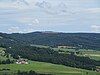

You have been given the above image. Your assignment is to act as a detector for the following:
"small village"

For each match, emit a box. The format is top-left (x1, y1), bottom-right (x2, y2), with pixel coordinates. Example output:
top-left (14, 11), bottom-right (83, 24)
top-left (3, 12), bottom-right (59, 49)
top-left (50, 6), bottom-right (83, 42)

top-left (16, 56), bottom-right (28, 64)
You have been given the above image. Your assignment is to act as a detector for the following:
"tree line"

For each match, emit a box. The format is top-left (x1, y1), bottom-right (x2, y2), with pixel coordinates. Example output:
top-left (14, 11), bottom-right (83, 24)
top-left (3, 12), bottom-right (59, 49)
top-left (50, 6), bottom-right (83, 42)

top-left (0, 59), bottom-right (14, 64)
top-left (0, 32), bottom-right (100, 50)
top-left (17, 70), bottom-right (51, 75)
top-left (5, 45), bottom-right (100, 70)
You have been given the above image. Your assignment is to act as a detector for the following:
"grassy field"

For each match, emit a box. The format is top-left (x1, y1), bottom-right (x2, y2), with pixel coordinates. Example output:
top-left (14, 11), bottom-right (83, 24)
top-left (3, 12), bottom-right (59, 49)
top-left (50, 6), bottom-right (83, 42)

top-left (79, 50), bottom-right (100, 61)
top-left (53, 48), bottom-right (100, 61)
top-left (0, 47), bottom-right (100, 75)
top-left (30, 44), bottom-right (50, 48)
top-left (0, 61), bottom-right (100, 75)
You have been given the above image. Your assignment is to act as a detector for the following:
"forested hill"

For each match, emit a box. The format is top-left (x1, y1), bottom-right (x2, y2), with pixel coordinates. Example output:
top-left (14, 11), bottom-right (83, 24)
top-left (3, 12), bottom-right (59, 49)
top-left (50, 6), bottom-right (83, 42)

top-left (0, 32), bottom-right (100, 50)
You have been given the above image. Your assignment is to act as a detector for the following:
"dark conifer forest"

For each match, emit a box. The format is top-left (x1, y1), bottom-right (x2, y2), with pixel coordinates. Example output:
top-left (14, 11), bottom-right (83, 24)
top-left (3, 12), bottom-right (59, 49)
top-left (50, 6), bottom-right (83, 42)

top-left (0, 32), bottom-right (100, 50)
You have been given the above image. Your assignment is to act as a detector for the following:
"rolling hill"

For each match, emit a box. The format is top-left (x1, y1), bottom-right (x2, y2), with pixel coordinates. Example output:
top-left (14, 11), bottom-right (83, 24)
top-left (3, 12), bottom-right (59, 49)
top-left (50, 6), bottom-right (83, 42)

top-left (0, 32), bottom-right (100, 50)
top-left (0, 61), bottom-right (100, 75)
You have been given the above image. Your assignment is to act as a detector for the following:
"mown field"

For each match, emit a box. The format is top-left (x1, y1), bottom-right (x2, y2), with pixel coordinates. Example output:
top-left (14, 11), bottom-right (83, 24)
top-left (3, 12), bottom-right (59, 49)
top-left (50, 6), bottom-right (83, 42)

top-left (0, 61), bottom-right (100, 75)
top-left (53, 48), bottom-right (100, 61)
top-left (79, 50), bottom-right (100, 61)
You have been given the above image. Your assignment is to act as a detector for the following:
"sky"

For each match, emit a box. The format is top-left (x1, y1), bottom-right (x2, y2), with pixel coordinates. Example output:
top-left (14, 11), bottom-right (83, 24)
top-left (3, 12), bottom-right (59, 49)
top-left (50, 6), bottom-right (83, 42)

top-left (0, 0), bottom-right (100, 33)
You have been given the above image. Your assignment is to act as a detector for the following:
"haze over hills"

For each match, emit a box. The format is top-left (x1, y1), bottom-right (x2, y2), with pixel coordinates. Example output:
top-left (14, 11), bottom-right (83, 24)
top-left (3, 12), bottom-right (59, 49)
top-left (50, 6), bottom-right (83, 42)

top-left (0, 32), bottom-right (100, 50)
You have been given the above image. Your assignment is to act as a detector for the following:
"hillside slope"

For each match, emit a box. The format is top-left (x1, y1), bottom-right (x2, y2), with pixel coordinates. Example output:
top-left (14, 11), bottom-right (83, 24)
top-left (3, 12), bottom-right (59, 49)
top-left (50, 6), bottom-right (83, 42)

top-left (0, 32), bottom-right (100, 50)
top-left (0, 61), bottom-right (100, 75)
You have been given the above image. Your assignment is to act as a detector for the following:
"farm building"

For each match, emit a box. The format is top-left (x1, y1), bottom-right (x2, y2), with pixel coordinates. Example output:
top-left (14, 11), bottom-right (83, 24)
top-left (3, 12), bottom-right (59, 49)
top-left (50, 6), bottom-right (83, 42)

top-left (16, 58), bottom-right (28, 64)
top-left (96, 67), bottom-right (100, 72)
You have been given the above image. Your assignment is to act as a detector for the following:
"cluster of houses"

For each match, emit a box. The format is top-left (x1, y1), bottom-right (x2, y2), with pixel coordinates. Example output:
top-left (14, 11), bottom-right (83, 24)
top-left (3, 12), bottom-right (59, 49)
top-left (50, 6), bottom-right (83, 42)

top-left (16, 56), bottom-right (28, 64)
top-left (16, 58), bottom-right (28, 64)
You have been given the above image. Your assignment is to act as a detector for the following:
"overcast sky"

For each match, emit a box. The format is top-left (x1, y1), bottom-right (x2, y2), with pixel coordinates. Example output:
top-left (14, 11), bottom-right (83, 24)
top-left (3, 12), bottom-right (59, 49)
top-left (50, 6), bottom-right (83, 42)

top-left (0, 0), bottom-right (100, 33)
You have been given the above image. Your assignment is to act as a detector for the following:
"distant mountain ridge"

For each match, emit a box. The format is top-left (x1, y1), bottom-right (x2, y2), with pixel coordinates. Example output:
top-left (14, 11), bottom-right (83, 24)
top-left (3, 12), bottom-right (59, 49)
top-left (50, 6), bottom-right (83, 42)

top-left (0, 32), bottom-right (100, 50)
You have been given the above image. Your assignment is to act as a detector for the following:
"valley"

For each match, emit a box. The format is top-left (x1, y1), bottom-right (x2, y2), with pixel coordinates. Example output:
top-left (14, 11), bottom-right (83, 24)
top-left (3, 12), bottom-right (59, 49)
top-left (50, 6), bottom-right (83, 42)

top-left (0, 32), bottom-right (100, 75)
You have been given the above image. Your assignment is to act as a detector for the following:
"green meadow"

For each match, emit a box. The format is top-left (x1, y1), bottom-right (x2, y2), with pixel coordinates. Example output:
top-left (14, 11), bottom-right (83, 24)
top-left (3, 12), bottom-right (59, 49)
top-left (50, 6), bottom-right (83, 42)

top-left (0, 61), bottom-right (100, 75)
top-left (53, 48), bottom-right (100, 61)
top-left (0, 47), bottom-right (100, 75)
